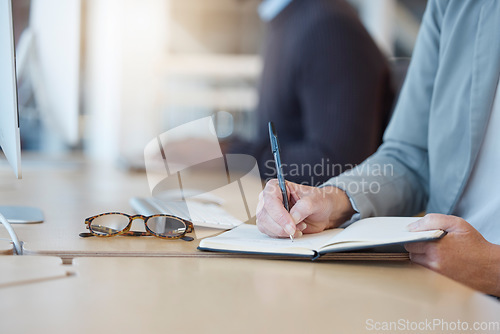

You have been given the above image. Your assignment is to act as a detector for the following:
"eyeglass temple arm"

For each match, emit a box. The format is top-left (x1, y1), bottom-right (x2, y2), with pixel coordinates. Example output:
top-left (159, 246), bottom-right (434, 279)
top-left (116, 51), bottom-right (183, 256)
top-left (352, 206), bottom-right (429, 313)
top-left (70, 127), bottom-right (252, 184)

top-left (185, 221), bottom-right (194, 233)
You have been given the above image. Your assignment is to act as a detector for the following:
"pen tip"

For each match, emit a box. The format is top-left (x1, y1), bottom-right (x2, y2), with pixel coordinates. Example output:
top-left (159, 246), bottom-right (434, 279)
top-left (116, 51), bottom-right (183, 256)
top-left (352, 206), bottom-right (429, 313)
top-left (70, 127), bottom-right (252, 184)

top-left (290, 235), bottom-right (294, 242)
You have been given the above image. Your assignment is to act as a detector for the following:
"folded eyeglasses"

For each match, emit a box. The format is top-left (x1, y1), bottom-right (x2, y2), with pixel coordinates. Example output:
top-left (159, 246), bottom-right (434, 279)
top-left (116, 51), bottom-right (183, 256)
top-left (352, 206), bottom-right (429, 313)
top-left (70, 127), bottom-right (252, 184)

top-left (79, 212), bottom-right (194, 241)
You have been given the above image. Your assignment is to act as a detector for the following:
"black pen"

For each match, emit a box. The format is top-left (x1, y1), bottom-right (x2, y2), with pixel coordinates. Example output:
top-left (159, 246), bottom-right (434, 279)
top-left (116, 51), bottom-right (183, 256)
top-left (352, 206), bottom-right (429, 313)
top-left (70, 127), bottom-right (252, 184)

top-left (268, 122), bottom-right (293, 241)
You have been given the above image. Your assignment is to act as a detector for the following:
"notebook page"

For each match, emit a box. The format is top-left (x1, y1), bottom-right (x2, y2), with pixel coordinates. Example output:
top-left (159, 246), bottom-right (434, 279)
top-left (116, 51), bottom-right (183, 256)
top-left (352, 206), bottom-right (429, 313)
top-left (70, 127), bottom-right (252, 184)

top-left (199, 224), bottom-right (342, 256)
top-left (320, 217), bottom-right (442, 251)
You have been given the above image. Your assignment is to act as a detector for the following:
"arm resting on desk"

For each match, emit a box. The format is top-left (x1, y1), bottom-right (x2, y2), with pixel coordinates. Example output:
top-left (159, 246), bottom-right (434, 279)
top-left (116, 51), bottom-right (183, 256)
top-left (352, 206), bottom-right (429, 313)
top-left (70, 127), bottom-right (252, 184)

top-left (405, 214), bottom-right (500, 297)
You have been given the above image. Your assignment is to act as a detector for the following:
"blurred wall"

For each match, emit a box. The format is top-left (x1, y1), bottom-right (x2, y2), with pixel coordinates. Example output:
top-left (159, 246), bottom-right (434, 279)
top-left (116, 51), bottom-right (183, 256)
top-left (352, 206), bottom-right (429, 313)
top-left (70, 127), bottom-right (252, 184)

top-left (169, 0), bottom-right (263, 54)
top-left (84, 0), bottom-right (168, 162)
top-left (14, 0), bottom-right (427, 163)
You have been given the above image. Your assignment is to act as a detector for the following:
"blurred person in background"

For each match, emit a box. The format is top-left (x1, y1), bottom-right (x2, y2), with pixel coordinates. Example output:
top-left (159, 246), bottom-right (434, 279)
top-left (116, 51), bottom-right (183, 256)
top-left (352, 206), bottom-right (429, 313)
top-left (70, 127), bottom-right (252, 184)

top-left (227, 0), bottom-right (394, 186)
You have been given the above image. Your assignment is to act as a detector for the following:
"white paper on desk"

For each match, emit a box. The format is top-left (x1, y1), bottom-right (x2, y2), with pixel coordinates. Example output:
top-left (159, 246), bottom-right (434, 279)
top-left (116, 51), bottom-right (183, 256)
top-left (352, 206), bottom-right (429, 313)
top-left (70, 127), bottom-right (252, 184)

top-left (199, 224), bottom-right (342, 256)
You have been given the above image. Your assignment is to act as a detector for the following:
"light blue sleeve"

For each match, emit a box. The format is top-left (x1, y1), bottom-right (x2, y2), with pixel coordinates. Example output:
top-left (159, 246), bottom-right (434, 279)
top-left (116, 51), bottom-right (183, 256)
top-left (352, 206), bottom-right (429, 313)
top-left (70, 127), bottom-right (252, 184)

top-left (322, 0), bottom-right (449, 219)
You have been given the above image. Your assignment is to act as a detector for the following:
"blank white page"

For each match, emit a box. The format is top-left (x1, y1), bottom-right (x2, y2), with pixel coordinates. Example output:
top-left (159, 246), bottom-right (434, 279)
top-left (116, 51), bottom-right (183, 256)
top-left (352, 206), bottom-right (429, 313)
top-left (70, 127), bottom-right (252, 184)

top-left (199, 224), bottom-right (342, 256)
top-left (330, 217), bottom-right (423, 243)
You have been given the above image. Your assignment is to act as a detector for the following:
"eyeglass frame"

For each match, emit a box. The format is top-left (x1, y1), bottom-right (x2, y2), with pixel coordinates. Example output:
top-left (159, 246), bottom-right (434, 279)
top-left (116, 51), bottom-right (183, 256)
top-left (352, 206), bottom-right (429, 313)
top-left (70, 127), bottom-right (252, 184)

top-left (81, 212), bottom-right (194, 240)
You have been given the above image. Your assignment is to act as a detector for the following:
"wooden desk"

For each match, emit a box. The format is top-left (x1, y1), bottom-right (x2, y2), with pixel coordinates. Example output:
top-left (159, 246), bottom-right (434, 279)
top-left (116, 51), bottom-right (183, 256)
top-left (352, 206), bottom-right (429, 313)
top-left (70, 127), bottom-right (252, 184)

top-left (0, 156), bottom-right (262, 261)
top-left (0, 239), bottom-right (13, 255)
top-left (2, 157), bottom-right (499, 333)
top-left (0, 256), bottom-right (499, 334)
top-left (0, 256), bottom-right (68, 288)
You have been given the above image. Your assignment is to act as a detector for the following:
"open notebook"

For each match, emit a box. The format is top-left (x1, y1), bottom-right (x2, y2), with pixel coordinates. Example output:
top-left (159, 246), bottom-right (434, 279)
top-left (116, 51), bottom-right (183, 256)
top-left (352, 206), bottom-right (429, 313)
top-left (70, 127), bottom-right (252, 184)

top-left (198, 217), bottom-right (445, 260)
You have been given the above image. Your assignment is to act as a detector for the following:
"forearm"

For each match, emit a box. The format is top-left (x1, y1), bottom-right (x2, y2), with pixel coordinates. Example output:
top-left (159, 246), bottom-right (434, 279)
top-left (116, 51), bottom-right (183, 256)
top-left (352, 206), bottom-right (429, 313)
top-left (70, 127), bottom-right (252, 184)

top-left (322, 144), bottom-right (429, 219)
top-left (457, 241), bottom-right (500, 297)
top-left (485, 243), bottom-right (500, 297)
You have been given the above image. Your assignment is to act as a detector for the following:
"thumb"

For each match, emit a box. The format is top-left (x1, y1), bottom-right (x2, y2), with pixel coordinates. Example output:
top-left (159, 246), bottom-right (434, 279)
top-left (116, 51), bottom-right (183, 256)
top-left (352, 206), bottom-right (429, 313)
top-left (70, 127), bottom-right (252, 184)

top-left (408, 214), bottom-right (460, 232)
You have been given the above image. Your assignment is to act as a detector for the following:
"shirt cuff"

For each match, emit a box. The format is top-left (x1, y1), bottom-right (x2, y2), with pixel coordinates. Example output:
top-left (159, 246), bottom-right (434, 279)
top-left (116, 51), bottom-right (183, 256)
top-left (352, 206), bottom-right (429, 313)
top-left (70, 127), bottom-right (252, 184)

top-left (339, 195), bottom-right (361, 228)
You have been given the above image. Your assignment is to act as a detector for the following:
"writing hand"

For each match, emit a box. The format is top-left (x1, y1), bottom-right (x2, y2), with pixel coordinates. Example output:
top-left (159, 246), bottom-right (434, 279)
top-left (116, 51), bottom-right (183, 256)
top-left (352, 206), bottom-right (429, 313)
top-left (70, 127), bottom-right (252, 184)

top-left (256, 179), bottom-right (355, 238)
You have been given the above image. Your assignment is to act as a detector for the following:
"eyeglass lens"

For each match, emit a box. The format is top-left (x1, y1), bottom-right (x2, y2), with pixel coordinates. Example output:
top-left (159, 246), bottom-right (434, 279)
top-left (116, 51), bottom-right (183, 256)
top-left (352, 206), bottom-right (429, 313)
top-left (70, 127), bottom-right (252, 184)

top-left (147, 216), bottom-right (187, 237)
top-left (90, 214), bottom-right (130, 235)
top-left (89, 214), bottom-right (188, 237)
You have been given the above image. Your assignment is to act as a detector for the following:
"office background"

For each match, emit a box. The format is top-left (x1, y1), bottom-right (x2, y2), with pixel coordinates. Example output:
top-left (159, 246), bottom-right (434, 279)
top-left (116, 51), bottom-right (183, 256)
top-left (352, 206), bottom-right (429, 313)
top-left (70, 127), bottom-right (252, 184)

top-left (5, 4), bottom-right (500, 330)
top-left (10, 0), bottom-right (426, 166)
